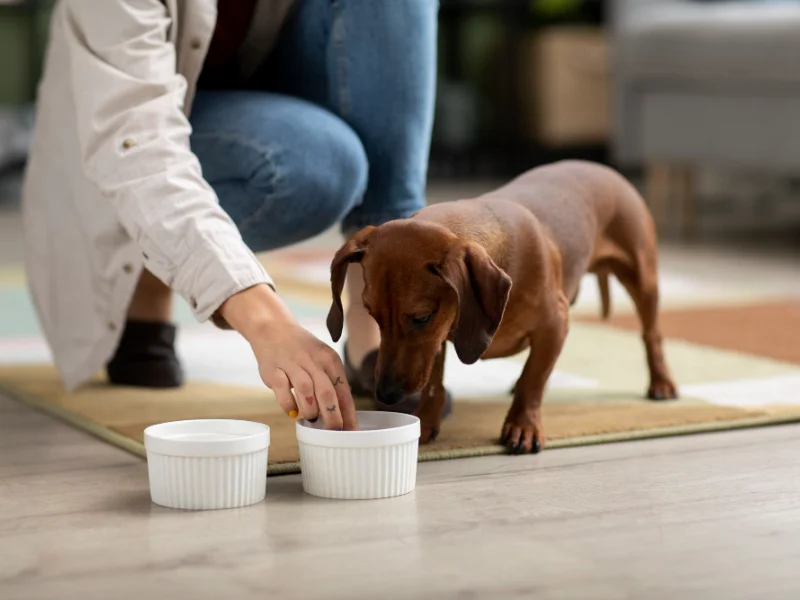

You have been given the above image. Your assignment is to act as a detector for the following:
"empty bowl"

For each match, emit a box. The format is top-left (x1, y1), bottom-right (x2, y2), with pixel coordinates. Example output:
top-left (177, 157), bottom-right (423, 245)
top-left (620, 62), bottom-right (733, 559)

top-left (296, 411), bottom-right (421, 500)
top-left (144, 419), bottom-right (270, 510)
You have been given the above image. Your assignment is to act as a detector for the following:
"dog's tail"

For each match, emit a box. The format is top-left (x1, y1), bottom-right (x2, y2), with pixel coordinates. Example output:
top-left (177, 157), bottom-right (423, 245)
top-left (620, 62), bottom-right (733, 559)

top-left (598, 272), bottom-right (611, 319)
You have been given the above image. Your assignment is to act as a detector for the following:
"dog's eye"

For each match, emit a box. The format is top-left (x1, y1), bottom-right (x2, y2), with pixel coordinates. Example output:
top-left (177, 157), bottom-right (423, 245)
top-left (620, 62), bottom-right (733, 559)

top-left (411, 312), bottom-right (434, 326)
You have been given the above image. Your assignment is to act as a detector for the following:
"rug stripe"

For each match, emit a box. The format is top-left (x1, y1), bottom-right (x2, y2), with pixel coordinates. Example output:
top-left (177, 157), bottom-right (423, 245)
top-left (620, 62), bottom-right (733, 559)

top-left (580, 301), bottom-right (800, 366)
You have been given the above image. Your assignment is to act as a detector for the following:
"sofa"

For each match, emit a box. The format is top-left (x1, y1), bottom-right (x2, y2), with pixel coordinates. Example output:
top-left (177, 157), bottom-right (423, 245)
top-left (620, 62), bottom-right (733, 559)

top-left (610, 0), bottom-right (800, 236)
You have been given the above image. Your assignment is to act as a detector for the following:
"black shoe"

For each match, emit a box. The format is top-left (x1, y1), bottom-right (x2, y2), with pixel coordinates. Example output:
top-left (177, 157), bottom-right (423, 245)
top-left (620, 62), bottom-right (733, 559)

top-left (343, 345), bottom-right (453, 418)
top-left (106, 321), bottom-right (184, 388)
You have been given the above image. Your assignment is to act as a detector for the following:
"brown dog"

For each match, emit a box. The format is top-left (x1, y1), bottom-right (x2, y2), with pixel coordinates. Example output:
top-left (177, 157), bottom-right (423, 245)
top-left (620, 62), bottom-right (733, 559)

top-left (327, 160), bottom-right (678, 453)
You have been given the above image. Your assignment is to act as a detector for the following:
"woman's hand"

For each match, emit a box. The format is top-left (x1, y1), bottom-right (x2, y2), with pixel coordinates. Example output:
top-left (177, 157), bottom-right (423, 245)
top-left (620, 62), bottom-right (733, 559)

top-left (218, 284), bottom-right (358, 431)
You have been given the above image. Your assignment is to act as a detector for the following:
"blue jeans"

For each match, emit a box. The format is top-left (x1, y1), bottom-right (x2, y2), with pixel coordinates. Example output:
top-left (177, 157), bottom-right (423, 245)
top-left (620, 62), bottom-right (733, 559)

top-left (189, 0), bottom-right (438, 251)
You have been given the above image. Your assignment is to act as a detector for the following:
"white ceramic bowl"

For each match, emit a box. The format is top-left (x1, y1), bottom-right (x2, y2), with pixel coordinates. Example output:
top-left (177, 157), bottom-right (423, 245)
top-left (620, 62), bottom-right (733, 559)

top-left (296, 411), bottom-right (420, 500)
top-left (144, 419), bottom-right (270, 510)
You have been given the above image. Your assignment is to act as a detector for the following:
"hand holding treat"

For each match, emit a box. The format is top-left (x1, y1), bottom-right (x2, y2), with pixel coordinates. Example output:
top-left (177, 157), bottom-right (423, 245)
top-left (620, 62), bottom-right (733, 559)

top-left (219, 284), bottom-right (358, 431)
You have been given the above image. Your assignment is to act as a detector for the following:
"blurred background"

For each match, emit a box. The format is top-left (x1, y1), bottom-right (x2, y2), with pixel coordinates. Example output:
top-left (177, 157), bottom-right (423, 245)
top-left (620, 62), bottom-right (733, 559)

top-left (1, 0), bottom-right (799, 263)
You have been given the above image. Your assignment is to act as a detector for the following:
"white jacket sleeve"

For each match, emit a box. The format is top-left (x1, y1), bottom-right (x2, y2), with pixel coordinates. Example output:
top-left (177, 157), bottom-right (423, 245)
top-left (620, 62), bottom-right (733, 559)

top-left (62, 0), bottom-right (272, 322)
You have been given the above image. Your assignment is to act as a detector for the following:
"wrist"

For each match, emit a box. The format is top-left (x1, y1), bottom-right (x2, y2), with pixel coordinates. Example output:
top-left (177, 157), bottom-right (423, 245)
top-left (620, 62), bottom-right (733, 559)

top-left (218, 284), bottom-right (295, 342)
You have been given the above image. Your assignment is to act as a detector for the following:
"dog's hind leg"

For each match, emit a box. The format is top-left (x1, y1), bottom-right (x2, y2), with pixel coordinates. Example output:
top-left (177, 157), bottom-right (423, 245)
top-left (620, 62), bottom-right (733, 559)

top-left (608, 254), bottom-right (678, 401)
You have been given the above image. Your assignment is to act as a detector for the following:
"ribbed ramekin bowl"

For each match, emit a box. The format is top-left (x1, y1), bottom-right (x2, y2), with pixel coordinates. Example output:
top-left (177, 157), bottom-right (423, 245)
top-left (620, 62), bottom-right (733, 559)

top-left (296, 411), bottom-right (420, 500)
top-left (144, 419), bottom-right (270, 510)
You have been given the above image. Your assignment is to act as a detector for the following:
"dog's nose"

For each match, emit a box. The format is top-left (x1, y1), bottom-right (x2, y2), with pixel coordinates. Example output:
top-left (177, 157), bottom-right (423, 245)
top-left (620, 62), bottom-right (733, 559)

top-left (376, 378), bottom-right (404, 405)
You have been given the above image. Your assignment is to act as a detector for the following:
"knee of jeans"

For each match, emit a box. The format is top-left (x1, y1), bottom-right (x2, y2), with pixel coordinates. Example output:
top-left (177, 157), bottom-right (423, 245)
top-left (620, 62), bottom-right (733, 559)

top-left (234, 123), bottom-right (369, 252)
top-left (299, 128), bottom-right (368, 230)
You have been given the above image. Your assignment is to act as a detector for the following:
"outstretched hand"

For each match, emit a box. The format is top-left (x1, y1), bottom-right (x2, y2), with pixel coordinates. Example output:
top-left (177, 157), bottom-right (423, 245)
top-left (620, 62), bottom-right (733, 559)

top-left (218, 284), bottom-right (358, 431)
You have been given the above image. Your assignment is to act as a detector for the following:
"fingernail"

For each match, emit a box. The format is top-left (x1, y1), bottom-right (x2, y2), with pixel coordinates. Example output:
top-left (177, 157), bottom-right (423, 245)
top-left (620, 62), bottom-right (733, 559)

top-left (288, 409), bottom-right (298, 419)
top-left (306, 396), bottom-right (314, 406)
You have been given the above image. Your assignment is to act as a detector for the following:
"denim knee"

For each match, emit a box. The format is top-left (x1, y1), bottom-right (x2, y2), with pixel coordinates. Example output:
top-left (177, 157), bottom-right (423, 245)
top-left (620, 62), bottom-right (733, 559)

top-left (306, 124), bottom-right (369, 230)
top-left (234, 117), bottom-right (369, 251)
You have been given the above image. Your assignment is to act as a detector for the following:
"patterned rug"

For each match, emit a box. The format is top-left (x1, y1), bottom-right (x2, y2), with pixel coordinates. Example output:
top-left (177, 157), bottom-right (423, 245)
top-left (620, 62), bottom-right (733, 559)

top-left (1, 244), bottom-right (799, 475)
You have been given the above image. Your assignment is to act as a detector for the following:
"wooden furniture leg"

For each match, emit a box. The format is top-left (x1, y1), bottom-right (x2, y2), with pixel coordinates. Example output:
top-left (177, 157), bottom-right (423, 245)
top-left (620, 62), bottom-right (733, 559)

top-left (645, 163), bottom-right (672, 235)
top-left (677, 166), bottom-right (697, 240)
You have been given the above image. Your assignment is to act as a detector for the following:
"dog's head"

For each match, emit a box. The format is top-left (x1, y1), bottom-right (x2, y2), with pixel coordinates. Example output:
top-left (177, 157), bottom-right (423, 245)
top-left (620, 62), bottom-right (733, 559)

top-left (327, 220), bottom-right (512, 405)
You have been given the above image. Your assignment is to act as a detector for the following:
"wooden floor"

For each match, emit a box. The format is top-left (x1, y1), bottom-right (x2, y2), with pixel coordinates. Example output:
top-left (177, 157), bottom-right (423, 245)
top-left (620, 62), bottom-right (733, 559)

top-left (2, 393), bottom-right (800, 600)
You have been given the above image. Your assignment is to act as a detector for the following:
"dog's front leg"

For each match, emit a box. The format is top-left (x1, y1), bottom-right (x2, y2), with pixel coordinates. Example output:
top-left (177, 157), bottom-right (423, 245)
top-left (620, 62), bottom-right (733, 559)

top-left (502, 297), bottom-right (569, 454)
top-left (415, 341), bottom-right (448, 444)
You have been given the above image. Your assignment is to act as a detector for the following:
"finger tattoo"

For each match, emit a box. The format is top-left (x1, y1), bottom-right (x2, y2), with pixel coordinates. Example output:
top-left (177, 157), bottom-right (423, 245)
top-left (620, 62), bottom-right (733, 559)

top-left (332, 377), bottom-right (343, 386)
top-left (326, 405), bottom-right (336, 413)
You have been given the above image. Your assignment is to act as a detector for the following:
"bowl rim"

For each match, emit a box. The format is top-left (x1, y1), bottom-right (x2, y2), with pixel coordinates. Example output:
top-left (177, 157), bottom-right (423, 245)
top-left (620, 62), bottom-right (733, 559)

top-left (144, 419), bottom-right (270, 458)
top-left (296, 411), bottom-right (421, 448)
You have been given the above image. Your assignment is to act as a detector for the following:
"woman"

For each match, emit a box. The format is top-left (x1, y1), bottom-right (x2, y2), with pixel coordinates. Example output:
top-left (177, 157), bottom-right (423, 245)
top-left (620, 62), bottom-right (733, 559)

top-left (22, 0), bottom-right (439, 431)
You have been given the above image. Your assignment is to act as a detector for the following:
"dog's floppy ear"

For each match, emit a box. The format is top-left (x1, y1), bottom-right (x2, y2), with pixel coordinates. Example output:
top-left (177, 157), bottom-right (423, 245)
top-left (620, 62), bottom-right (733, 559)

top-left (326, 226), bottom-right (376, 342)
top-left (439, 242), bottom-right (512, 364)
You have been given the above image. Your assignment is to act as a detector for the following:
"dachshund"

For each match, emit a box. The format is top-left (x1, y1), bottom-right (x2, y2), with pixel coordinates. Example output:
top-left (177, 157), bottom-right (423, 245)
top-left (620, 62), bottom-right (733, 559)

top-left (327, 160), bottom-right (678, 453)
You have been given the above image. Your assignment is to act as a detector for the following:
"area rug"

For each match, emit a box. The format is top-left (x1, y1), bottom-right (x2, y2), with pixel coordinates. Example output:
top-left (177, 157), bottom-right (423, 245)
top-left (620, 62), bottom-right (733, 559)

top-left (2, 248), bottom-right (799, 475)
top-left (2, 317), bottom-right (800, 475)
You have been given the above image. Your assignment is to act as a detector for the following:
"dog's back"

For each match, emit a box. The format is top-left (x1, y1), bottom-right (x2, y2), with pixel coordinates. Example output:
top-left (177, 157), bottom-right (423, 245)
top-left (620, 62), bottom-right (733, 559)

top-left (480, 160), bottom-right (655, 301)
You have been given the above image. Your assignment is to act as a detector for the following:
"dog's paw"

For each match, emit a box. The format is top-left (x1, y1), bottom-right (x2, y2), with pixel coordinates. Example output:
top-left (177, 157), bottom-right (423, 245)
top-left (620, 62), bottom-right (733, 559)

top-left (500, 418), bottom-right (544, 455)
top-left (419, 425), bottom-right (440, 445)
top-left (648, 379), bottom-right (679, 401)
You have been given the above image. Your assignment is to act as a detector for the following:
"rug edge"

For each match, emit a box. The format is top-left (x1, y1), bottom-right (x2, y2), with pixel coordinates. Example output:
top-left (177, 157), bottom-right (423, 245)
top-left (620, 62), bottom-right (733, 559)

top-left (0, 378), bottom-right (148, 459)
top-left (5, 378), bottom-right (800, 478)
top-left (416, 413), bottom-right (800, 461)
top-left (0, 378), bottom-right (308, 476)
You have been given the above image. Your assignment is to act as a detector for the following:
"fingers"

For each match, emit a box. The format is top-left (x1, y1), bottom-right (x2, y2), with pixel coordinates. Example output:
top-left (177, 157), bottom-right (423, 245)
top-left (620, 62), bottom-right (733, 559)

top-left (265, 368), bottom-right (298, 418)
top-left (320, 350), bottom-right (358, 431)
top-left (299, 347), bottom-right (358, 432)
top-left (253, 323), bottom-right (359, 430)
top-left (310, 367), bottom-right (343, 431)
top-left (284, 367), bottom-right (319, 421)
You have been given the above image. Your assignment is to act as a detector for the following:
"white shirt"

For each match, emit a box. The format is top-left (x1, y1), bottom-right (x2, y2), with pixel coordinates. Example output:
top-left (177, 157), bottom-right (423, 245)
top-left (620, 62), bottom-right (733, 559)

top-left (22, 0), bottom-right (294, 390)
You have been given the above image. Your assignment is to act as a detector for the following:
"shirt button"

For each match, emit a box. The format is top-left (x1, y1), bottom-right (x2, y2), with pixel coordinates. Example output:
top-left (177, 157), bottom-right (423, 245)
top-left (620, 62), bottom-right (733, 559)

top-left (191, 297), bottom-right (198, 310)
top-left (107, 321), bottom-right (118, 332)
top-left (142, 252), bottom-right (149, 260)
top-left (122, 263), bottom-right (133, 274)
top-left (190, 38), bottom-right (202, 50)
top-left (122, 139), bottom-right (136, 150)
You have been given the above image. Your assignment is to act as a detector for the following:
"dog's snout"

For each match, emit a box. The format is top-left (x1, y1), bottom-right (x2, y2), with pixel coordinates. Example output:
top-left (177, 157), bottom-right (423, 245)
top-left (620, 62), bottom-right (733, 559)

top-left (376, 375), bottom-right (404, 406)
